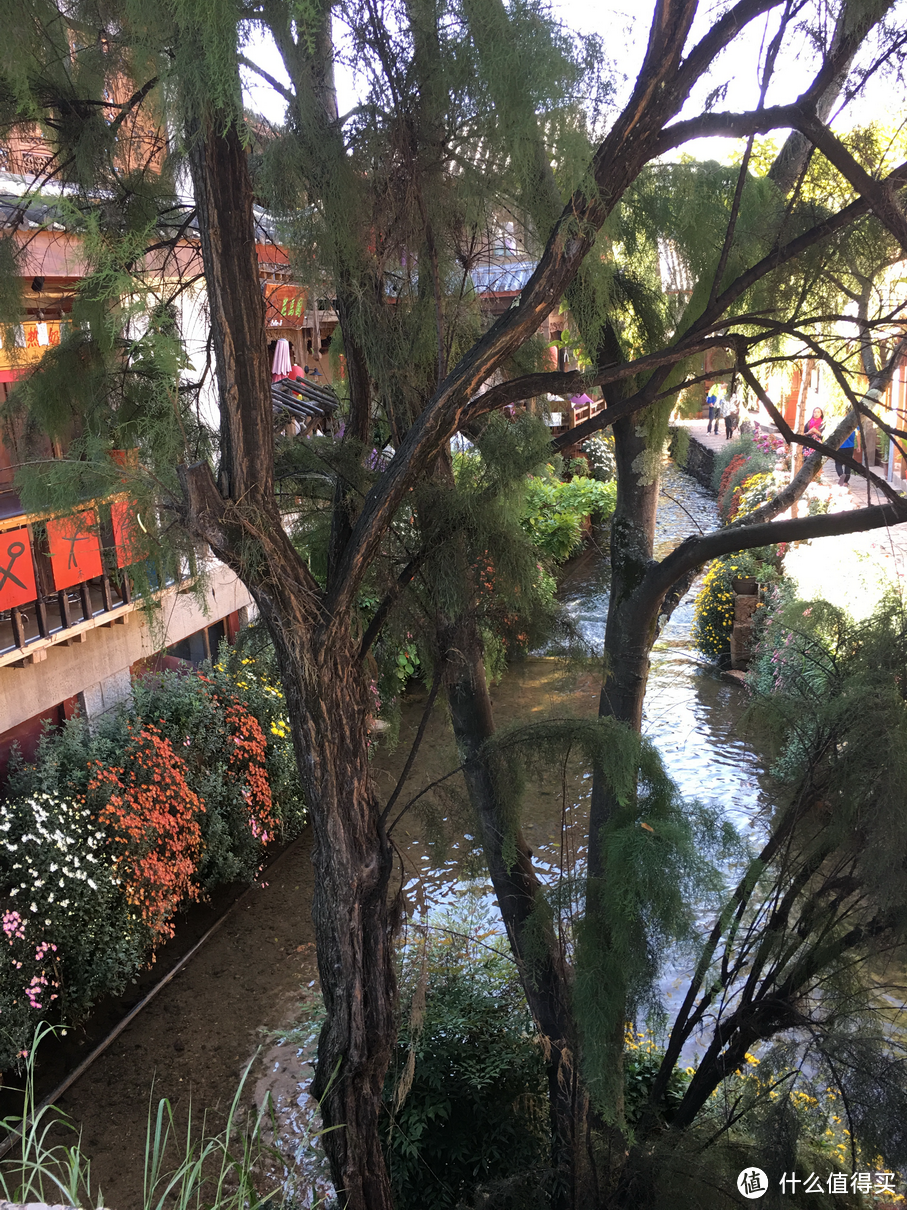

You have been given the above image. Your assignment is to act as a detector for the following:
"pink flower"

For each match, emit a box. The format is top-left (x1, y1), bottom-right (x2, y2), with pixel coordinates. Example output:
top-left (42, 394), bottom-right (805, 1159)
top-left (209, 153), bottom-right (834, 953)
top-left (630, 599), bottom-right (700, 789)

top-left (3, 910), bottom-right (25, 941)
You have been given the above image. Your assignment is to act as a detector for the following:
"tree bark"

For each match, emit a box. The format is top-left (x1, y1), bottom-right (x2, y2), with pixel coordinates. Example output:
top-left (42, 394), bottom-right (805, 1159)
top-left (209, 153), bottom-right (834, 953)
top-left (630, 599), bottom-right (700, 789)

top-left (589, 415), bottom-right (659, 856)
top-left (183, 112), bottom-right (398, 1210)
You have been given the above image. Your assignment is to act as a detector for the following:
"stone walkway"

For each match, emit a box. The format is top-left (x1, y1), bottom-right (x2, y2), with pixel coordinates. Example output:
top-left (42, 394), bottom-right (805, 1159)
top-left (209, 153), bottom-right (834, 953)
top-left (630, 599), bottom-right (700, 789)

top-left (675, 418), bottom-right (907, 578)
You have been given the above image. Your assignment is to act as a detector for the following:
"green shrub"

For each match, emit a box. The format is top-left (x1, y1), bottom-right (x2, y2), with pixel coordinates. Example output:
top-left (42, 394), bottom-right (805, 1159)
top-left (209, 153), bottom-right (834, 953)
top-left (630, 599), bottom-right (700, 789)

top-left (730, 470), bottom-right (775, 520)
top-left (670, 425), bottom-right (691, 469)
top-left (0, 641), bottom-right (306, 1068)
top-left (0, 791), bottom-right (150, 1068)
top-left (521, 474), bottom-right (617, 559)
top-left (582, 433), bottom-right (617, 482)
top-left (718, 456), bottom-right (775, 521)
top-left (711, 432), bottom-right (763, 493)
top-left (133, 661), bottom-right (305, 885)
top-left (624, 1026), bottom-right (693, 1128)
top-left (385, 925), bottom-right (548, 1210)
top-left (692, 550), bottom-right (779, 659)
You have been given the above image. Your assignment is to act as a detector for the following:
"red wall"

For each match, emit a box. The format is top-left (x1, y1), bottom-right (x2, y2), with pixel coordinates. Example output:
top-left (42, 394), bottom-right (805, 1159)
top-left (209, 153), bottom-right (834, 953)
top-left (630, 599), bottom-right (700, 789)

top-left (0, 696), bottom-right (79, 786)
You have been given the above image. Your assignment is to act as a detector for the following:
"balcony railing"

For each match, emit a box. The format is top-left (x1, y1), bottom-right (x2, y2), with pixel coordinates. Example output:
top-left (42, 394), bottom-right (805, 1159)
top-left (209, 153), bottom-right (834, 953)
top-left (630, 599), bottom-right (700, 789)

top-left (1, 569), bottom-right (132, 663)
top-left (0, 497), bottom-right (140, 665)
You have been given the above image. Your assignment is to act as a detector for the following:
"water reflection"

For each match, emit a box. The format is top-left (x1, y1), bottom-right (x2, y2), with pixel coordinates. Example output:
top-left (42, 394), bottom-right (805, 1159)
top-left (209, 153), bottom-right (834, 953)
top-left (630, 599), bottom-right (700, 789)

top-left (381, 462), bottom-right (774, 917)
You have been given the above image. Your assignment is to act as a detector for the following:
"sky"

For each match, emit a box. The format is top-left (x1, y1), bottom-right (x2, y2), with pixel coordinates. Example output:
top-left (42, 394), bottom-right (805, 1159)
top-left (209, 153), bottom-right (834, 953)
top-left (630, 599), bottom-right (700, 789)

top-left (239, 0), bottom-right (906, 161)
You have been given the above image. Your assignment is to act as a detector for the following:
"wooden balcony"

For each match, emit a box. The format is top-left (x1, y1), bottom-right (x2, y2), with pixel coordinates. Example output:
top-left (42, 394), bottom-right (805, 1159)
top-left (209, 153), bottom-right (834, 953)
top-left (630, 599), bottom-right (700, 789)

top-left (0, 498), bottom-right (145, 667)
top-left (0, 570), bottom-right (132, 666)
top-left (546, 395), bottom-right (604, 440)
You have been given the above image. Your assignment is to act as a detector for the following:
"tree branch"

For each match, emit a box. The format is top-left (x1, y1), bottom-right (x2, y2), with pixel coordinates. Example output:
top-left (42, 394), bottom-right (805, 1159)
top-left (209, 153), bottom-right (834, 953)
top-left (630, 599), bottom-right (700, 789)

top-left (359, 548), bottom-right (431, 659)
top-left (466, 335), bottom-right (739, 418)
top-left (796, 113), bottom-right (907, 252)
top-left (651, 501), bottom-right (907, 607)
top-left (109, 76), bottom-right (160, 134)
top-left (238, 54), bottom-right (294, 104)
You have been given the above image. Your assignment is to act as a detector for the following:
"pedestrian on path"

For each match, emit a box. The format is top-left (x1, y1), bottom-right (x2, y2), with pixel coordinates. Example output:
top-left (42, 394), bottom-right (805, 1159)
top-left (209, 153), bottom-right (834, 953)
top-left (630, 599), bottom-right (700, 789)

top-left (835, 427), bottom-right (856, 485)
top-left (706, 382), bottom-right (730, 435)
top-left (805, 407), bottom-right (825, 438)
top-left (706, 383), bottom-right (723, 433)
top-left (721, 391), bottom-right (739, 440)
top-left (803, 407), bottom-right (825, 461)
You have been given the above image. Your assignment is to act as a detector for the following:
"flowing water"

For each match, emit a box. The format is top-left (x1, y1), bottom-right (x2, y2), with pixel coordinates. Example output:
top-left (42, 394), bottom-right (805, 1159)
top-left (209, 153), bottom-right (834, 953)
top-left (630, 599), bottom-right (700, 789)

top-left (386, 461), bottom-right (776, 918)
top-left (25, 462), bottom-right (785, 1208)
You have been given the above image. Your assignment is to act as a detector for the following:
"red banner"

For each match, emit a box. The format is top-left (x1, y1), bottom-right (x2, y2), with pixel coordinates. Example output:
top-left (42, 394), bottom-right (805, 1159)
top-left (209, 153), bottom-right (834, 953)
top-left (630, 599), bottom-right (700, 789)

top-left (0, 527), bottom-right (37, 609)
top-left (111, 500), bottom-right (148, 569)
top-left (47, 510), bottom-right (103, 590)
top-left (264, 284), bottom-right (309, 327)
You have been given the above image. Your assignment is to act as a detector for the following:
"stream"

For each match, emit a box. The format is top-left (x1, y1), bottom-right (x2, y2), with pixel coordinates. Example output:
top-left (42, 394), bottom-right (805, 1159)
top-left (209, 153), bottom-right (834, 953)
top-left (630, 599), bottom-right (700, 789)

top-left (41, 460), bottom-right (778, 1208)
top-left (388, 461), bottom-right (775, 919)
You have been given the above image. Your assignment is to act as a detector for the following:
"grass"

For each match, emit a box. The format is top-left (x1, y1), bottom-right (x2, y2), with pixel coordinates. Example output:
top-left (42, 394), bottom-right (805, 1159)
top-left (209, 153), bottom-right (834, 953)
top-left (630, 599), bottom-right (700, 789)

top-left (0, 1026), bottom-right (329, 1209)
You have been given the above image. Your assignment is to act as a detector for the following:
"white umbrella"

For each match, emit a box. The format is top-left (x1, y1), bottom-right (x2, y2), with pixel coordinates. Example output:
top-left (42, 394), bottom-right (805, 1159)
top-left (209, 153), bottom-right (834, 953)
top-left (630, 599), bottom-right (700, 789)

top-left (272, 338), bottom-right (291, 377)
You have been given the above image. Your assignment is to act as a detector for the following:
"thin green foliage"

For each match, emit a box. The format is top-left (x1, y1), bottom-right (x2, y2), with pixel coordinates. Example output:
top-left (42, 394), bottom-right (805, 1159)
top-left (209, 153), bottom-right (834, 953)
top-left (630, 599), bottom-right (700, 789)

top-left (0, 1028), bottom-right (311, 1209)
top-left (484, 714), bottom-right (738, 1117)
top-left (385, 907), bottom-right (549, 1210)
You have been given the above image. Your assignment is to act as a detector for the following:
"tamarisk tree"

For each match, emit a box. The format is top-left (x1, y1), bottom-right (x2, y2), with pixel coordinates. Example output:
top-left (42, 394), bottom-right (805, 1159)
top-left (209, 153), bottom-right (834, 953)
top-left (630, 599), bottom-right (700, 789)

top-left (4, 0), bottom-right (907, 1204)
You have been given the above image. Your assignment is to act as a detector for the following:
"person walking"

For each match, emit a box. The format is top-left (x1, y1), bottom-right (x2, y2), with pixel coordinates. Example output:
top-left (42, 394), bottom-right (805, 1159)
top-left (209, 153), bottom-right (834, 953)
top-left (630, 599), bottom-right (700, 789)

top-left (803, 406), bottom-right (825, 461)
top-left (805, 407), bottom-right (825, 438)
top-left (835, 427), bottom-right (856, 485)
top-left (706, 384), bottom-right (719, 433)
top-left (721, 390), bottom-right (739, 440)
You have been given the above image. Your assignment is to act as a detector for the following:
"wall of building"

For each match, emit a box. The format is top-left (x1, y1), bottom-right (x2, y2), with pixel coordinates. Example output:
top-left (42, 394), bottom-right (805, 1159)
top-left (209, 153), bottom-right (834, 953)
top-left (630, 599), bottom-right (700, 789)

top-left (0, 563), bottom-right (253, 736)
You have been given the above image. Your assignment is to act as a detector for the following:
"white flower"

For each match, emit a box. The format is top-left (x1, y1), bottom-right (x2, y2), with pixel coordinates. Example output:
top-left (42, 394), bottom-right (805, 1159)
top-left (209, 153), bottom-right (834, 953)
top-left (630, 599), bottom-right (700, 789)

top-left (29, 903), bottom-right (37, 913)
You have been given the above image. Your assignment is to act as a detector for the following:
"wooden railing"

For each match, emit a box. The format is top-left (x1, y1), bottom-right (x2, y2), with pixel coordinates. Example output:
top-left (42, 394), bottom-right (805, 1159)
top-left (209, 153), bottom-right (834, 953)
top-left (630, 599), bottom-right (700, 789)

top-left (1, 569), bottom-right (132, 662)
top-left (546, 396), bottom-right (604, 439)
top-left (0, 499), bottom-right (136, 663)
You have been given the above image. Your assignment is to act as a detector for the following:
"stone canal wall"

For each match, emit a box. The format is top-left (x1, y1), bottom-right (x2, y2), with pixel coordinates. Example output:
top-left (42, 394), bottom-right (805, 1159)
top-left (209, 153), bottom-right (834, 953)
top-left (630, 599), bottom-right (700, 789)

top-left (669, 426), bottom-right (716, 494)
top-left (668, 427), bottom-right (761, 672)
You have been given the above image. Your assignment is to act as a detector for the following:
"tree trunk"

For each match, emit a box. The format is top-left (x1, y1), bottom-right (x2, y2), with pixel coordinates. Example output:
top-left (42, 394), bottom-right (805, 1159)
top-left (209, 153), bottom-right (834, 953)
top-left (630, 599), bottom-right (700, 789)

top-left (274, 628), bottom-right (397, 1210)
top-left (575, 414), bottom-right (662, 1136)
top-left (184, 111), bottom-right (398, 1210)
top-left (440, 612), bottom-right (597, 1208)
top-left (590, 415), bottom-right (660, 851)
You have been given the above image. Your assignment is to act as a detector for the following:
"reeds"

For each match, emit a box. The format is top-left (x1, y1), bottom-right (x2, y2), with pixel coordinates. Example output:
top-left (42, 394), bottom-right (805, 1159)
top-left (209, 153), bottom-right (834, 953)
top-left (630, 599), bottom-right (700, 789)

top-left (0, 1027), bottom-right (325, 1209)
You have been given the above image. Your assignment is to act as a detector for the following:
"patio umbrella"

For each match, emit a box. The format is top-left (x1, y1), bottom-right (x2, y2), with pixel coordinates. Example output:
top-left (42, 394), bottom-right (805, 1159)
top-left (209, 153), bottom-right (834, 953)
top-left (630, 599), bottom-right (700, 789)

top-left (272, 338), bottom-right (291, 379)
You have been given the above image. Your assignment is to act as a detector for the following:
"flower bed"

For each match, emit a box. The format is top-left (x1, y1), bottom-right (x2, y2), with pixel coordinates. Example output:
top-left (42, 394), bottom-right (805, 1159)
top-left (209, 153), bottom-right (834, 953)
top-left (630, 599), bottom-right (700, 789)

top-left (0, 652), bottom-right (304, 1070)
